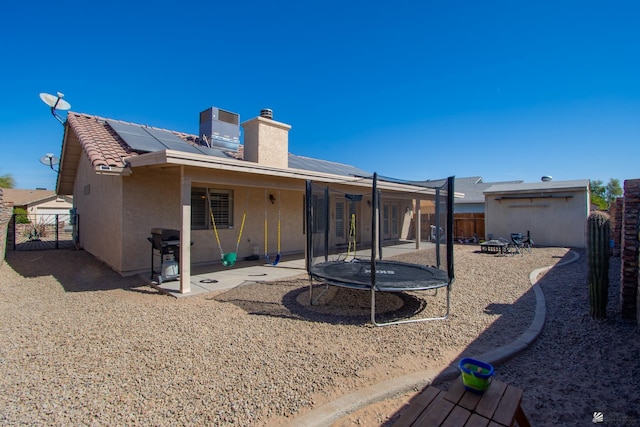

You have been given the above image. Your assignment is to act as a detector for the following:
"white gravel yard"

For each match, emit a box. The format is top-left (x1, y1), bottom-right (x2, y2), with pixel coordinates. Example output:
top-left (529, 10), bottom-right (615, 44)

top-left (334, 249), bottom-right (640, 427)
top-left (0, 245), bottom-right (599, 426)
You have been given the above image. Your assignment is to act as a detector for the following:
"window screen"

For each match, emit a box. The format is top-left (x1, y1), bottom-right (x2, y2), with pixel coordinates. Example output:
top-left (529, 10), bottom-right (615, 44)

top-left (335, 201), bottom-right (345, 238)
top-left (313, 195), bottom-right (327, 233)
top-left (191, 188), bottom-right (208, 229)
top-left (210, 190), bottom-right (233, 227)
top-left (191, 187), bottom-right (234, 230)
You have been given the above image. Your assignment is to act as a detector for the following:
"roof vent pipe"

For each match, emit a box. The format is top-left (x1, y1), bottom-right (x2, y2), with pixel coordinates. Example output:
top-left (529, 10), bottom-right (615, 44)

top-left (541, 176), bottom-right (553, 182)
top-left (260, 108), bottom-right (273, 119)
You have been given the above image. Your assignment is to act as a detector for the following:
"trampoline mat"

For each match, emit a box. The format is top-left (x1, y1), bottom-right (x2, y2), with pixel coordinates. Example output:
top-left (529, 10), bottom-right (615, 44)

top-left (309, 259), bottom-right (449, 292)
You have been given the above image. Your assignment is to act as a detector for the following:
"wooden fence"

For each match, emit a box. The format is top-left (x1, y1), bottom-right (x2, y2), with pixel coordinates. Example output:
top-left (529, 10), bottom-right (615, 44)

top-left (454, 213), bottom-right (485, 241)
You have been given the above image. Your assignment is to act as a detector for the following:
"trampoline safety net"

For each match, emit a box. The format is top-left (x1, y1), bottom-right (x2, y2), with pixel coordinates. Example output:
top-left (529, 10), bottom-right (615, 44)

top-left (305, 173), bottom-right (455, 326)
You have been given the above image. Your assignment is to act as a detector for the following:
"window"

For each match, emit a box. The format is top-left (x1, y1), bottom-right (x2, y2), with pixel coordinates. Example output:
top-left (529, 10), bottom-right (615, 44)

top-left (313, 194), bottom-right (327, 233)
top-left (382, 202), bottom-right (399, 237)
top-left (383, 204), bottom-right (389, 235)
top-left (391, 204), bottom-right (398, 235)
top-left (335, 201), bottom-right (345, 238)
top-left (191, 187), bottom-right (234, 230)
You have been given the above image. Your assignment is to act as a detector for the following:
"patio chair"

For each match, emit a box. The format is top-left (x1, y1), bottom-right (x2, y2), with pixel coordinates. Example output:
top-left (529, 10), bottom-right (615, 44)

top-left (521, 231), bottom-right (533, 253)
top-left (505, 233), bottom-right (524, 255)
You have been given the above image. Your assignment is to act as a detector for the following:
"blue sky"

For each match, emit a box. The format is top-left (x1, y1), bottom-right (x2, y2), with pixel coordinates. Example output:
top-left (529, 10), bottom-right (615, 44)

top-left (1, 0), bottom-right (638, 190)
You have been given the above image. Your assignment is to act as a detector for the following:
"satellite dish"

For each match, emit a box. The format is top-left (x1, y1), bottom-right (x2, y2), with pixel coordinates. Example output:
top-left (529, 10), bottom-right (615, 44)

top-left (39, 91), bottom-right (71, 124)
top-left (40, 153), bottom-right (60, 172)
top-left (39, 92), bottom-right (71, 110)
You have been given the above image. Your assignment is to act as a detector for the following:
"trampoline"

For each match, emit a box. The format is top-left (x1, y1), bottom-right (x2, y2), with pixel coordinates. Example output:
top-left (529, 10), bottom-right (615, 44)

top-left (305, 173), bottom-right (455, 326)
top-left (309, 259), bottom-right (449, 292)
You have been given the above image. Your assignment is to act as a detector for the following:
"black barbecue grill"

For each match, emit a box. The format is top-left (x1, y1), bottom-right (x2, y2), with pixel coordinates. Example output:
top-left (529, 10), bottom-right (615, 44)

top-left (149, 228), bottom-right (182, 284)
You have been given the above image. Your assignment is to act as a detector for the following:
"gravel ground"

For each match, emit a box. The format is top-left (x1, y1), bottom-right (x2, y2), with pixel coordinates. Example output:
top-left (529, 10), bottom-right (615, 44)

top-left (0, 245), bottom-right (618, 426)
top-left (474, 251), bottom-right (640, 427)
top-left (338, 250), bottom-right (640, 427)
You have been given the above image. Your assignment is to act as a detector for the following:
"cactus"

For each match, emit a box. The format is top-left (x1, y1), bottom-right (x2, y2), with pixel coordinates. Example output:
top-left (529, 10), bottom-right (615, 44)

top-left (587, 211), bottom-right (610, 319)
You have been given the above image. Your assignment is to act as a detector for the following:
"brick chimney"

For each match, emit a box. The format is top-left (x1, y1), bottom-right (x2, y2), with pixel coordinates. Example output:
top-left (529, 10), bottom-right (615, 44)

top-left (241, 109), bottom-right (291, 169)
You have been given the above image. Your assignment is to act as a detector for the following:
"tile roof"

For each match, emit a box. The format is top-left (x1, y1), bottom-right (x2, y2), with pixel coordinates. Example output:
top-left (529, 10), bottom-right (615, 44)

top-left (67, 113), bottom-right (134, 169)
top-left (65, 112), bottom-right (369, 177)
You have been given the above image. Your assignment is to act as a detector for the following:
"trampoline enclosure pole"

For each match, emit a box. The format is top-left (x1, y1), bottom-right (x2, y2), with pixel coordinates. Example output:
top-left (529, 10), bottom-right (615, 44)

top-left (305, 180), bottom-right (313, 273)
top-left (306, 180), bottom-right (314, 304)
top-left (324, 187), bottom-right (329, 263)
top-left (371, 173), bottom-right (378, 277)
top-left (447, 176), bottom-right (455, 283)
top-left (371, 173), bottom-right (378, 324)
top-left (435, 187), bottom-right (441, 268)
top-left (377, 189), bottom-right (383, 260)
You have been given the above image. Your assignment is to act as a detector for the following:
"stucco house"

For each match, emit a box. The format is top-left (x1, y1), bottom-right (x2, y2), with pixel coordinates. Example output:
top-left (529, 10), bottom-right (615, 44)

top-left (2, 188), bottom-right (73, 218)
top-left (484, 179), bottom-right (590, 248)
top-left (56, 107), bottom-right (442, 293)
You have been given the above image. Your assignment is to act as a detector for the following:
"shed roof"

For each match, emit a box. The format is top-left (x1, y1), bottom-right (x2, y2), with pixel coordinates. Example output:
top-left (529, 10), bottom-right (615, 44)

top-left (484, 179), bottom-right (590, 194)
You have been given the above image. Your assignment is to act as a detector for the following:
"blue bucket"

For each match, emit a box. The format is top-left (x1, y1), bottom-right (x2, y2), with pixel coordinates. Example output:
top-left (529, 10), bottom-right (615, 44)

top-left (459, 358), bottom-right (494, 393)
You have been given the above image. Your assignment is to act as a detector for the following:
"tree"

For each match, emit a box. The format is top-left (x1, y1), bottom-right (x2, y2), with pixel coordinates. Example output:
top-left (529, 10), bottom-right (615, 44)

top-left (590, 180), bottom-right (607, 210)
top-left (605, 179), bottom-right (622, 206)
top-left (590, 179), bottom-right (622, 210)
top-left (0, 173), bottom-right (15, 188)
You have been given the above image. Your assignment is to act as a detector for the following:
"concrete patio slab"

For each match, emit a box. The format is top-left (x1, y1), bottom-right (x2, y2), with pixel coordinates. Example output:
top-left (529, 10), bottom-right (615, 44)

top-left (146, 240), bottom-right (435, 298)
top-left (148, 258), bottom-right (307, 297)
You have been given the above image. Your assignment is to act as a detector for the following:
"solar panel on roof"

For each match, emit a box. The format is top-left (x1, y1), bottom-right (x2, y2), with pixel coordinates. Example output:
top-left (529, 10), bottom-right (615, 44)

top-left (107, 119), bottom-right (378, 175)
top-left (107, 120), bottom-right (208, 156)
top-left (144, 127), bottom-right (190, 145)
top-left (193, 145), bottom-right (228, 157)
top-left (155, 138), bottom-right (203, 154)
top-left (107, 120), bottom-right (166, 153)
top-left (288, 154), bottom-right (371, 177)
top-left (106, 119), bottom-right (238, 161)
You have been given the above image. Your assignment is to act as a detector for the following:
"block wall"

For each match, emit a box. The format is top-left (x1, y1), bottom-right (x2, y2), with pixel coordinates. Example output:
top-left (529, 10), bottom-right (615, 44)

top-left (620, 179), bottom-right (640, 323)
top-left (0, 189), bottom-right (11, 265)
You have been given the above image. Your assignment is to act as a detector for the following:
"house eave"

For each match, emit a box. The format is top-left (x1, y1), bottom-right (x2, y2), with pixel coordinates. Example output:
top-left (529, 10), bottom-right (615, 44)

top-left (493, 192), bottom-right (577, 200)
top-left (127, 149), bottom-right (441, 197)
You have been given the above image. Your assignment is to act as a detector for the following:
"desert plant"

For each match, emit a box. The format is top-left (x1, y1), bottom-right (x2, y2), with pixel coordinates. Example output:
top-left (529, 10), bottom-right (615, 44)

top-left (587, 211), bottom-right (610, 319)
top-left (13, 207), bottom-right (30, 224)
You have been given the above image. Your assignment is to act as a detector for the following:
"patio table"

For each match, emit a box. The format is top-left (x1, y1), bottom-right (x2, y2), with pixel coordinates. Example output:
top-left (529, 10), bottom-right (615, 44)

top-left (480, 240), bottom-right (507, 254)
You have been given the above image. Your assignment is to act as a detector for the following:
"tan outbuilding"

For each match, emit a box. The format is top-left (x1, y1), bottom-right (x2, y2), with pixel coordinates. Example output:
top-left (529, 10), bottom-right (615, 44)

top-left (483, 179), bottom-right (590, 248)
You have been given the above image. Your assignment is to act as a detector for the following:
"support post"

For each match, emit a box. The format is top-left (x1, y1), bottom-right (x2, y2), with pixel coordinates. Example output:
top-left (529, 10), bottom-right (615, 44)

top-left (179, 167), bottom-right (191, 294)
top-left (415, 198), bottom-right (421, 249)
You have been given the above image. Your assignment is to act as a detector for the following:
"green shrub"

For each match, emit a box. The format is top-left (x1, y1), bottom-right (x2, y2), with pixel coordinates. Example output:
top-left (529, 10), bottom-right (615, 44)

top-left (13, 207), bottom-right (30, 224)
